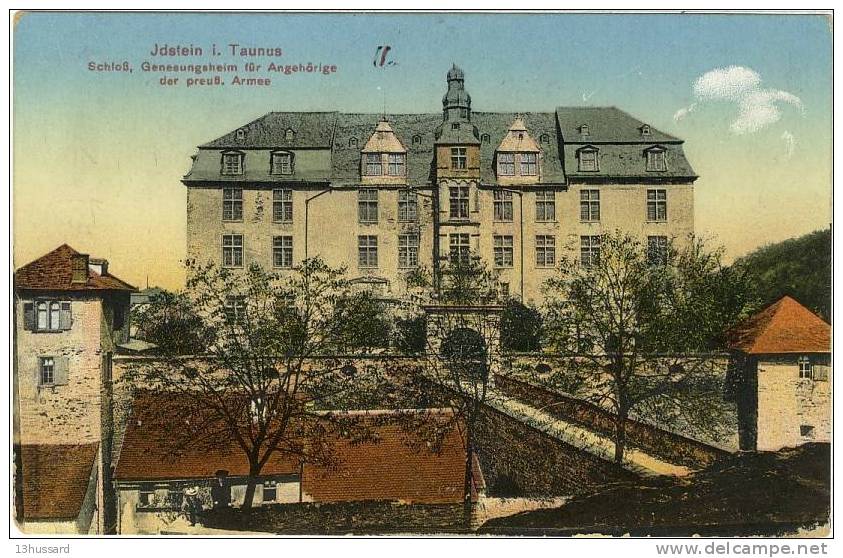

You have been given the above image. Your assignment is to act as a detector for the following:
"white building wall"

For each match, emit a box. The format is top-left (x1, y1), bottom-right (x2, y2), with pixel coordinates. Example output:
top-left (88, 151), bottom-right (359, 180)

top-left (756, 355), bottom-right (832, 451)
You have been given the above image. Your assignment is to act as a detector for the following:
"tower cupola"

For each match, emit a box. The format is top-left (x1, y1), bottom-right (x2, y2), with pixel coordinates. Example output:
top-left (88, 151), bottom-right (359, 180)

top-left (442, 64), bottom-right (471, 122)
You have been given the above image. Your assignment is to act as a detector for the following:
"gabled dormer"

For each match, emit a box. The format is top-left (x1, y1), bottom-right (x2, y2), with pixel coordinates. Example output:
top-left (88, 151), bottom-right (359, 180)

top-left (361, 119), bottom-right (407, 185)
top-left (494, 117), bottom-right (541, 185)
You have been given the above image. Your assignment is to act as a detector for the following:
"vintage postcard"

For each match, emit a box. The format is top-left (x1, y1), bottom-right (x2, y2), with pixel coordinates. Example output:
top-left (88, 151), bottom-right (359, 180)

top-left (9, 10), bottom-right (833, 541)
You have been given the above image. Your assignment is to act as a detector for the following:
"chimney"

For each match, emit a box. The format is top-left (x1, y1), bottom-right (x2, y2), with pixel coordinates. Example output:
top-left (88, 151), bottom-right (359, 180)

top-left (71, 254), bottom-right (89, 284)
top-left (88, 258), bottom-right (109, 276)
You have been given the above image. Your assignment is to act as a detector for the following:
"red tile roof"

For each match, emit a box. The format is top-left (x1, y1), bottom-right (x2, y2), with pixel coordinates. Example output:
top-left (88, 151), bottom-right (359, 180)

top-left (19, 443), bottom-right (98, 521)
top-left (727, 296), bottom-right (831, 355)
top-left (14, 244), bottom-right (135, 292)
top-left (114, 392), bottom-right (470, 504)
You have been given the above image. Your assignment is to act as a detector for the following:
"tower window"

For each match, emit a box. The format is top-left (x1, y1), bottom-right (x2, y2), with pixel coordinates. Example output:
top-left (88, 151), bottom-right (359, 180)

top-left (451, 147), bottom-right (467, 170)
top-left (452, 123), bottom-right (460, 130)
top-left (460, 108), bottom-right (469, 118)
top-left (449, 186), bottom-right (469, 219)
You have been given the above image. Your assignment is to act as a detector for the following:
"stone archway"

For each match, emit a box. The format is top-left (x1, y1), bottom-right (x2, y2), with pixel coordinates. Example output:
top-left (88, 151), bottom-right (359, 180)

top-left (423, 304), bottom-right (504, 382)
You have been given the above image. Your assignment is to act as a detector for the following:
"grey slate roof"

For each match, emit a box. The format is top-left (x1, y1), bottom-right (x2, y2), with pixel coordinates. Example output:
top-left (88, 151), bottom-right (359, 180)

top-left (202, 112), bottom-right (337, 149)
top-left (186, 108), bottom-right (696, 186)
top-left (556, 106), bottom-right (680, 143)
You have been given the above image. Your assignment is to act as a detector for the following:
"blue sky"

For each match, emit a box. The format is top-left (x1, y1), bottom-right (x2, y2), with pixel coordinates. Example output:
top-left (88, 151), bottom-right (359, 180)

top-left (13, 12), bottom-right (832, 288)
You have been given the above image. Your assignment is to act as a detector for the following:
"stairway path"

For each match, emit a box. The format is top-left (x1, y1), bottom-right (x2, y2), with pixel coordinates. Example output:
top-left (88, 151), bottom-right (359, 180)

top-left (487, 391), bottom-right (692, 478)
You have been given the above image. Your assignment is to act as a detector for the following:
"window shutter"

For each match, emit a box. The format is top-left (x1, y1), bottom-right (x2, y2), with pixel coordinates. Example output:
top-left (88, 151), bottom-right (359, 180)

top-left (54, 356), bottom-right (70, 386)
top-left (23, 302), bottom-right (34, 330)
top-left (59, 302), bottom-right (72, 330)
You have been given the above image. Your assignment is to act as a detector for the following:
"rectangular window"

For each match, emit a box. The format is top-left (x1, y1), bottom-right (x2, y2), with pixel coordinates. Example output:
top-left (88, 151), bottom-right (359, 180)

top-left (579, 150), bottom-right (598, 172)
top-left (497, 153), bottom-right (515, 176)
top-left (222, 188), bottom-right (243, 221)
top-left (493, 190), bottom-right (513, 222)
top-left (493, 235), bottom-right (514, 268)
top-left (29, 300), bottom-right (71, 332)
top-left (798, 356), bottom-right (813, 379)
top-left (39, 357), bottom-right (55, 386)
top-left (224, 296), bottom-right (246, 324)
top-left (449, 233), bottom-right (471, 264)
top-left (646, 150), bottom-right (667, 172)
top-left (358, 189), bottom-right (379, 223)
top-left (273, 236), bottom-right (293, 269)
top-left (272, 189), bottom-right (293, 223)
top-left (647, 236), bottom-right (669, 266)
top-left (358, 235), bottom-right (378, 268)
top-left (647, 189), bottom-right (667, 221)
top-left (222, 153), bottom-right (242, 175)
top-left (580, 235), bottom-right (601, 267)
top-left (398, 233), bottom-right (419, 268)
top-left (449, 186), bottom-right (469, 219)
top-left (222, 234), bottom-right (243, 268)
top-left (138, 485), bottom-right (155, 508)
top-left (535, 190), bottom-right (555, 222)
top-left (520, 153), bottom-right (538, 176)
top-left (364, 153), bottom-right (382, 176)
top-left (263, 481), bottom-right (277, 503)
top-left (271, 152), bottom-right (293, 175)
top-left (398, 190), bottom-right (417, 222)
top-left (387, 153), bottom-right (406, 176)
top-left (451, 147), bottom-right (467, 170)
top-left (535, 235), bottom-right (556, 268)
top-left (580, 189), bottom-right (600, 221)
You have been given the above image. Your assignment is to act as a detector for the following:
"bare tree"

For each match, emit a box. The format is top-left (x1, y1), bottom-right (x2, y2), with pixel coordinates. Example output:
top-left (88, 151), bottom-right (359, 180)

top-left (123, 258), bottom-right (391, 511)
top-left (542, 231), bottom-right (755, 463)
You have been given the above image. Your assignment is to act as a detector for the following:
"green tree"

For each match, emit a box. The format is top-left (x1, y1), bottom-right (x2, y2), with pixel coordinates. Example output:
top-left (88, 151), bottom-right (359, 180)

top-left (543, 231), bottom-right (754, 463)
top-left (500, 299), bottom-right (542, 352)
top-left (132, 290), bottom-right (212, 355)
top-left (124, 259), bottom-right (388, 511)
top-left (733, 228), bottom-right (831, 321)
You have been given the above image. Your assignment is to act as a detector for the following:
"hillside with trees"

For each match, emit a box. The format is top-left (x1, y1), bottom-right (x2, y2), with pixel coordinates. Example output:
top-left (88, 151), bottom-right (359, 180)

top-left (733, 228), bottom-right (831, 321)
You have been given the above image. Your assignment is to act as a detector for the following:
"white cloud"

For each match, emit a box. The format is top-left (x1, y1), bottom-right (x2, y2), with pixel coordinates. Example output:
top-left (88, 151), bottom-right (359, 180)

top-left (781, 130), bottom-right (796, 158)
top-left (675, 65), bottom-right (802, 135)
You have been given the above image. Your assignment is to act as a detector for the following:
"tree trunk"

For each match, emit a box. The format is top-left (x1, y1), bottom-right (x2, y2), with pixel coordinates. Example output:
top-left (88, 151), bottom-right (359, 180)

top-left (241, 464), bottom-right (260, 514)
top-left (613, 408), bottom-right (628, 464)
top-left (462, 430), bottom-right (474, 531)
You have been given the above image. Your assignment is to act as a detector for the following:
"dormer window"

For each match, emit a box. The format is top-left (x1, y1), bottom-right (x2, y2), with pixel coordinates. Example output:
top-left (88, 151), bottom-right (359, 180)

top-left (285, 128), bottom-right (295, 141)
top-left (271, 151), bottom-right (294, 175)
top-left (579, 125), bottom-right (590, 136)
top-left (540, 134), bottom-right (550, 144)
top-left (221, 152), bottom-right (243, 175)
top-left (641, 124), bottom-right (651, 136)
top-left (452, 123), bottom-right (460, 130)
top-left (520, 153), bottom-right (537, 175)
top-left (451, 147), bottom-right (467, 170)
top-left (497, 153), bottom-right (515, 176)
top-left (578, 147), bottom-right (598, 172)
top-left (236, 128), bottom-right (246, 140)
top-left (412, 135), bottom-right (422, 145)
top-left (388, 153), bottom-right (406, 176)
top-left (364, 153), bottom-right (382, 176)
top-left (645, 146), bottom-right (667, 172)
top-left (349, 138), bottom-right (358, 149)
top-left (481, 133), bottom-right (490, 143)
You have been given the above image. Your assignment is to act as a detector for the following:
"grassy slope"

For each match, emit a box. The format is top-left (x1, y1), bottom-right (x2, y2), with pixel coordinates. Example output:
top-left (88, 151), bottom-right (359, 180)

top-left (734, 228), bottom-right (831, 321)
top-left (478, 443), bottom-right (830, 537)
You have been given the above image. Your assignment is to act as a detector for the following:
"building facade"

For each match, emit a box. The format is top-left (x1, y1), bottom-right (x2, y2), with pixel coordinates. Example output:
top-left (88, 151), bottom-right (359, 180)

top-left (183, 65), bottom-right (697, 304)
top-left (727, 296), bottom-right (832, 452)
top-left (13, 244), bottom-right (135, 533)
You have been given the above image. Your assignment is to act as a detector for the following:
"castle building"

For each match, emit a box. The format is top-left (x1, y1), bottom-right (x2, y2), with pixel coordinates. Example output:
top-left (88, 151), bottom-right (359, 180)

top-left (13, 244), bottom-right (135, 533)
top-left (183, 65), bottom-right (697, 303)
